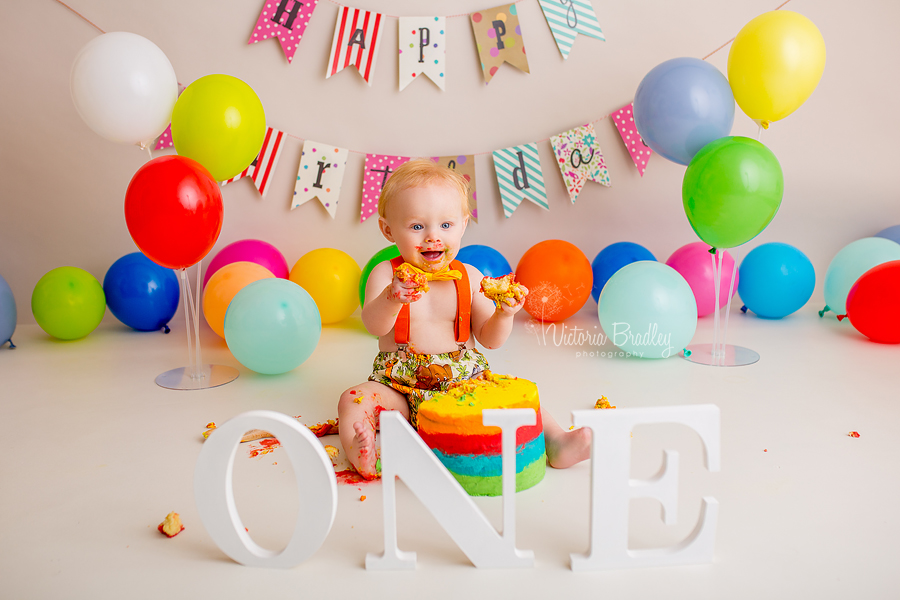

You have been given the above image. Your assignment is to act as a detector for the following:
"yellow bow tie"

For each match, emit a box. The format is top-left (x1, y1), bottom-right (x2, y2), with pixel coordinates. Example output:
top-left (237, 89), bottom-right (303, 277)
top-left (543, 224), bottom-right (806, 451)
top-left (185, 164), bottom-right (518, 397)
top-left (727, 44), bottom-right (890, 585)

top-left (400, 262), bottom-right (462, 281)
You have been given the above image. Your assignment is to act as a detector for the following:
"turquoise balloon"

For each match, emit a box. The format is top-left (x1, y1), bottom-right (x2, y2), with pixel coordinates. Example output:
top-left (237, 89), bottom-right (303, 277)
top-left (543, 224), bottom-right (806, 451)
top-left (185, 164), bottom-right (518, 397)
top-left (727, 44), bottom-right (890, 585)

top-left (0, 273), bottom-right (16, 347)
top-left (224, 279), bottom-right (321, 375)
top-left (598, 262), bottom-right (697, 359)
top-left (823, 237), bottom-right (900, 315)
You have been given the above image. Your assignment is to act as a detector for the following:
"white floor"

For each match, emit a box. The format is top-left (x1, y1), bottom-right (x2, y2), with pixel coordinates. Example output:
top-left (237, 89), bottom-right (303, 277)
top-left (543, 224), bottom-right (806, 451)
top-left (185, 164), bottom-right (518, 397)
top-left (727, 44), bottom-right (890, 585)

top-left (1, 305), bottom-right (898, 599)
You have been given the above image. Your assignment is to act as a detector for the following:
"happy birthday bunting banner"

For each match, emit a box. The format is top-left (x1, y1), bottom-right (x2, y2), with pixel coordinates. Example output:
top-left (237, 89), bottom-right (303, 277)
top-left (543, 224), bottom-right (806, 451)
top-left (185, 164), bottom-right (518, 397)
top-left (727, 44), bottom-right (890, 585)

top-left (292, 140), bottom-right (349, 218)
top-left (153, 84), bottom-right (185, 150)
top-left (612, 103), bottom-right (652, 177)
top-left (431, 155), bottom-right (478, 223)
top-left (550, 123), bottom-right (610, 203)
top-left (223, 127), bottom-right (285, 197)
top-left (361, 154), bottom-right (411, 222)
top-left (248, 0), bottom-right (320, 63)
top-left (399, 16), bottom-right (447, 91)
top-left (470, 4), bottom-right (530, 84)
top-left (537, 0), bottom-right (605, 59)
top-left (493, 143), bottom-right (548, 218)
top-left (327, 5), bottom-right (385, 85)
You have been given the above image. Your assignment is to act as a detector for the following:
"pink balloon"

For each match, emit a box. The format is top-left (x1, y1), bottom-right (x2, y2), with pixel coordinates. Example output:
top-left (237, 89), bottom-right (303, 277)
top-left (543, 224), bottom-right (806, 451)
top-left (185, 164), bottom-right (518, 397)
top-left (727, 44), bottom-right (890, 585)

top-left (666, 242), bottom-right (739, 317)
top-left (203, 239), bottom-right (289, 288)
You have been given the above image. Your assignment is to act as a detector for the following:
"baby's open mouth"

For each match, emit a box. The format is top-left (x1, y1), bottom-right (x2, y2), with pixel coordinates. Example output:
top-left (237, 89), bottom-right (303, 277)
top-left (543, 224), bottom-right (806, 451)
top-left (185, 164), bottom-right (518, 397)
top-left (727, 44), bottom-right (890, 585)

top-left (421, 250), bottom-right (444, 261)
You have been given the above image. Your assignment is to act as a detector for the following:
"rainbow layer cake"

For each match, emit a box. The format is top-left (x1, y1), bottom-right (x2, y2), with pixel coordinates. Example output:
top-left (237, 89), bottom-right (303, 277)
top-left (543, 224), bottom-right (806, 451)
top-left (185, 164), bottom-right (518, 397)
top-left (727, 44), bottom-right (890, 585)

top-left (416, 372), bottom-right (546, 496)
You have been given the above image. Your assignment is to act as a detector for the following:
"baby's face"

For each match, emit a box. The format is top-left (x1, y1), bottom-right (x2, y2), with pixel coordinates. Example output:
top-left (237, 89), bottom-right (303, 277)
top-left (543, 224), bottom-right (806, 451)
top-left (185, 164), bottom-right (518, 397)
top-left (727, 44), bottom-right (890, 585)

top-left (380, 182), bottom-right (468, 272)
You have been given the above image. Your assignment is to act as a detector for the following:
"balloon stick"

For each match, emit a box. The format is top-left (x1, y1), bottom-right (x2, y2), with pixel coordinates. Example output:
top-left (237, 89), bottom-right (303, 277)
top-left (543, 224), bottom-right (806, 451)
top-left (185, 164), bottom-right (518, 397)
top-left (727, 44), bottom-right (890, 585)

top-left (710, 251), bottom-right (720, 363)
top-left (721, 258), bottom-right (738, 366)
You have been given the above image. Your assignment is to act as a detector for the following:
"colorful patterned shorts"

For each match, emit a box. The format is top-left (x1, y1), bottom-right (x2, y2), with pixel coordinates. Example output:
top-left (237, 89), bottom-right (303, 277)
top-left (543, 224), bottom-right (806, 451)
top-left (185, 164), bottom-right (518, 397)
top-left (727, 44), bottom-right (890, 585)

top-left (368, 347), bottom-right (491, 428)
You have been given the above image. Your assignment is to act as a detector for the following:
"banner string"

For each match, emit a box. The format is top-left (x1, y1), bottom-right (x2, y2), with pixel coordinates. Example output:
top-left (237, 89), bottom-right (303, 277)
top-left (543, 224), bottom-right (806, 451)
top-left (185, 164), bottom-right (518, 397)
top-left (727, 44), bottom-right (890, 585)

top-left (55, 0), bottom-right (795, 158)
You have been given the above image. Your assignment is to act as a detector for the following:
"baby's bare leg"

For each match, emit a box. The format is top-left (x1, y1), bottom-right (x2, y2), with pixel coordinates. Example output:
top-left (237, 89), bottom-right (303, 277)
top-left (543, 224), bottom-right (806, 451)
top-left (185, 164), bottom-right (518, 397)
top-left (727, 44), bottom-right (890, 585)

top-left (337, 381), bottom-right (409, 479)
top-left (542, 408), bottom-right (591, 469)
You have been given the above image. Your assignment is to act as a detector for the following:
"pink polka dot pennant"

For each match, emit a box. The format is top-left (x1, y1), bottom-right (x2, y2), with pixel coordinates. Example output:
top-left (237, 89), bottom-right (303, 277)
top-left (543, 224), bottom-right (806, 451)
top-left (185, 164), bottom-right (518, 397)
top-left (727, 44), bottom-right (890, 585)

top-left (247, 0), bottom-right (320, 63)
top-left (361, 154), bottom-right (411, 223)
top-left (154, 123), bottom-right (173, 151)
top-left (612, 103), bottom-right (652, 177)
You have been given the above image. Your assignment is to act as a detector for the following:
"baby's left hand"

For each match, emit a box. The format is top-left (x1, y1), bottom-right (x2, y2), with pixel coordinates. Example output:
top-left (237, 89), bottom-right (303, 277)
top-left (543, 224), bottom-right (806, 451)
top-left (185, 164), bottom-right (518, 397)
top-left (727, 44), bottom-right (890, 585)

top-left (495, 284), bottom-right (528, 316)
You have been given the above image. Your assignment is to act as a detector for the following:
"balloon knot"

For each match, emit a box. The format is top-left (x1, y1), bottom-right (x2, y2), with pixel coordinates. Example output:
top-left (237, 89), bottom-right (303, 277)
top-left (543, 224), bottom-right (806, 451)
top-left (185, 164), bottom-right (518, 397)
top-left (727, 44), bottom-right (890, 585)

top-left (761, 120), bottom-right (770, 130)
top-left (836, 314), bottom-right (847, 322)
top-left (163, 325), bottom-right (171, 334)
top-left (683, 349), bottom-right (692, 357)
top-left (740, 305), bottom-right (748, 313)
top-left (818, 305), bottom-right (830, 318)
top-left (708, 247), bottom-right (717, 255)
top-left (6, 338), bottom-right (15, 349)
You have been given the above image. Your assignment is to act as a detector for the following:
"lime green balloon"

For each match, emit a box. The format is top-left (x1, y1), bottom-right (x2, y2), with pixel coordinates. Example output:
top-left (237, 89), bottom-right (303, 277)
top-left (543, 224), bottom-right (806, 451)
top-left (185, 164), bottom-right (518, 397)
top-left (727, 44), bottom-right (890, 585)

top-left (359, 245), bottom-right (400, 307)
top-left (31, 267), bottom-right (106, 340)
top-left (682, 136), bottom-right (784, 249)
top-left (171, 74), bottom-right (266, 182)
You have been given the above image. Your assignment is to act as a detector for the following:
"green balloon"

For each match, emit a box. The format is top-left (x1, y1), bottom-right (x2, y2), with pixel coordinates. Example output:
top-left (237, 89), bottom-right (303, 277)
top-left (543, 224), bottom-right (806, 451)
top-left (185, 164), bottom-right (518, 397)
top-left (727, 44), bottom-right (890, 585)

top-left (358, 245), bottom-right (400, 307)
top-left (31, 267), bottom-right (106, 340)
top-left (682, 136), bottom-right (784, 249)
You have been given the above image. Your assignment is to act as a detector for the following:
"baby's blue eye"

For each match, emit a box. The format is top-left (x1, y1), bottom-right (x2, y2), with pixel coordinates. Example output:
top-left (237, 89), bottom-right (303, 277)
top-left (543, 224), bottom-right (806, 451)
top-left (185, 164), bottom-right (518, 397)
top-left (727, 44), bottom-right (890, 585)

top-left (412, 224), bottom-right (423, 230)
top-left (441, 222), bottom-right (451, 229)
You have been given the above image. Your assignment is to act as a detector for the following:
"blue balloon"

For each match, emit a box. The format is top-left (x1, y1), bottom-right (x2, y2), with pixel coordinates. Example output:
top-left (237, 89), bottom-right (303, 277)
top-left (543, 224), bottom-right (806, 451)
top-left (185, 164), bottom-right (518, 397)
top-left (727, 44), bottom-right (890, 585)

top-left (224, 279), bottom-right (321, 375)
top-left (875, 224), bottom-right (900, 246)
top-left (103, 252), bottom-right (179, 331)
top-left (0, 273), bottom-right (16, 348)
top-left (591, 242), bottom-right (656, 303)
top-left (737, 243), bottom-right (815, 319)
top-left (633, 57), bottom-right (735, 166)
top-left (456, 244), bottom-right (512, 278)
top-left (598, 262), bottom-right (697, 359)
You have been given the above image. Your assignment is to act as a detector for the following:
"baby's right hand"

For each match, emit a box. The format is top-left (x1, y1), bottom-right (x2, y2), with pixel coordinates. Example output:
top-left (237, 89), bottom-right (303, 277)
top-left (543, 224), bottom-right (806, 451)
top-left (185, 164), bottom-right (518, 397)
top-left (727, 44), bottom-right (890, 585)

top-left (387, 276), bottom-right (425, 304)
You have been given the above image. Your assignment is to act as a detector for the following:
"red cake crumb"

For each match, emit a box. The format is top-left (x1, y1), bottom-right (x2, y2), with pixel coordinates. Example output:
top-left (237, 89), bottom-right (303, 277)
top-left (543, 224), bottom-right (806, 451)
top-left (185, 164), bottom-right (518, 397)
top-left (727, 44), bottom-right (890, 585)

top-left (848, 431), bottom-right (860, 438)
top-left (158, 512), bottom-right (184, 538)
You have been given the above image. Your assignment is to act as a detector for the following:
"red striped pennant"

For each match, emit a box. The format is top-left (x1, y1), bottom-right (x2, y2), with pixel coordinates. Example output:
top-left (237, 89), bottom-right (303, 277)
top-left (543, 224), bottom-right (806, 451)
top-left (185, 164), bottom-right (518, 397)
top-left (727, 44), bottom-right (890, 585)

top-left (326, 5), bottom-right (385, 85)
top-left (223, 127), bottom-right (286, 198)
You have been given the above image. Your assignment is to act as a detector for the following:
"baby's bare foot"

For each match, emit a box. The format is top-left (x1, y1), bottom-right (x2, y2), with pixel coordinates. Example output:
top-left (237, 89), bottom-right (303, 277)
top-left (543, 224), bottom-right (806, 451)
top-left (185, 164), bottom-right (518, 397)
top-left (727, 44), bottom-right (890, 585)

top-left (351, 421), bottom-right (379, 480)
top-left (546, 427), bottom-right (592, 469)
top-left (241, 429), bottom-right (275, 443)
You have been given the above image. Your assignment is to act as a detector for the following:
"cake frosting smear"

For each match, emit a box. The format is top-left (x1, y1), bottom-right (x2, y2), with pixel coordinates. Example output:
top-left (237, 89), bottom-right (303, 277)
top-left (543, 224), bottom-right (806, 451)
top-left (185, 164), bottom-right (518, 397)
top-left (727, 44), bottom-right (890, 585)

top-left (417, 372), bottom-right (546, 496)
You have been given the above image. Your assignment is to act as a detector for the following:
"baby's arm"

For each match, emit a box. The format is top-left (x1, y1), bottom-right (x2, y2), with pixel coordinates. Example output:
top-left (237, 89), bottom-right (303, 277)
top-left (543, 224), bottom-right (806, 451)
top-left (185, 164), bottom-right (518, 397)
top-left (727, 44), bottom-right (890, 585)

top-left (468, 265), bottom-right (529, 349)
top-left (361, 260), bottom-right (424, 337)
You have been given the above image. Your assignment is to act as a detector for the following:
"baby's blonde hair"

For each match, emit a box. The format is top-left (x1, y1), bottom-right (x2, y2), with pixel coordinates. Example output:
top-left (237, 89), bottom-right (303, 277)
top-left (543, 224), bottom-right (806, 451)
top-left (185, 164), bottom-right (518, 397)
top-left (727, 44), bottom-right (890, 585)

top-left (378, 158), bottom-right (470, 219)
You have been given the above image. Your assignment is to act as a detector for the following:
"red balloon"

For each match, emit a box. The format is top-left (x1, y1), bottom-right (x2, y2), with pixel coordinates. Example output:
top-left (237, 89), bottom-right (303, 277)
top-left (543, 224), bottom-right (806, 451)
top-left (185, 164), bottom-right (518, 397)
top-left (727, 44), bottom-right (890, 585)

top-left (516, 240), bottom-right (592, 322)
top-left (842, 260), bottom-right (900, 343)
top-left (124, 156), bottom-right (223, 270)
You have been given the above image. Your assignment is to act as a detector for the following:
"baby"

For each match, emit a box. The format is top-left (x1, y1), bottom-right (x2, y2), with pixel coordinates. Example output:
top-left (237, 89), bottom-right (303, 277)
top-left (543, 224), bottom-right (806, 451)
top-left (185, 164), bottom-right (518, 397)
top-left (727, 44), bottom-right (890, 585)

top-left (339, 159), bottom-right (590, 479)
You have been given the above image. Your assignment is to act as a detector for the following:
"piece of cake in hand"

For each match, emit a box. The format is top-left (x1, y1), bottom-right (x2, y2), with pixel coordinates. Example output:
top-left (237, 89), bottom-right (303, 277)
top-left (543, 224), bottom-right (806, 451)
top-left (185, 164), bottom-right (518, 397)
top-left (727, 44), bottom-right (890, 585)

top-left (394, 262), bottom-right (430, 293)
top-left (480, 274), bottom-right (528, 308)
top-left (158, 512), bottom-right (184, 537)
top-left (417, 372), bottom-right (546, 496)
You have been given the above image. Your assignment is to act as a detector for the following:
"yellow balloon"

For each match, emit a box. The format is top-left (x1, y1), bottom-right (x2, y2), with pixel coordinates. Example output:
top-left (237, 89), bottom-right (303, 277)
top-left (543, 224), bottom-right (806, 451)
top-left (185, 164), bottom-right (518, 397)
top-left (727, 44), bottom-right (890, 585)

top-left (290, 249), bottom-right (361, 325)
top-left (203, 261), bottom-right (274, 338)
top-left (171, 74), bottom-right (266, 182)
top-left (727, 11), bottom-right (825, 127)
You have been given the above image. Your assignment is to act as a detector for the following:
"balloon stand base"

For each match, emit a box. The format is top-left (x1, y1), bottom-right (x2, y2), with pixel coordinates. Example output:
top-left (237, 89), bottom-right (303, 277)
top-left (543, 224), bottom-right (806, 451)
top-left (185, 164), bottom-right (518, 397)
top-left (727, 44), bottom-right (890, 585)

top-left (682, 343), bottom-right (759, 367)
top-left (155, 364), bottom-right (239, 390)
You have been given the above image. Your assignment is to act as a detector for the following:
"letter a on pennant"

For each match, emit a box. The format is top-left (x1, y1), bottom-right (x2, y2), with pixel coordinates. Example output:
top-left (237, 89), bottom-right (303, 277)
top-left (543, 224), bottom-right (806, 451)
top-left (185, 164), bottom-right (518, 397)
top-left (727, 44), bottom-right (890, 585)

top-left (550, 123), bottom-right (611, 203)
top-left (248, 0), bottom-right (321, 63)
top-left (493, 143), bottom-right (548, 218)
top-left (327, 5), bottom-right (385, 85)
top-left (366, 411), bottom-right (535, 570)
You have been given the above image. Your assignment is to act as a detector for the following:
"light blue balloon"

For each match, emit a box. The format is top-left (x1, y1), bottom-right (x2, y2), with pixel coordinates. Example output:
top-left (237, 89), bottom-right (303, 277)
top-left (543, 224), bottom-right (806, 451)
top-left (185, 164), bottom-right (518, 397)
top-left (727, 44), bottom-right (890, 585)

top-left (738, 243), bottom-right (815, 319)
top-left (598, 262), bottom-right (697, 359)
top-left (633, 57), bottom-right (735, 166)
top-left (0, 274), bottom-right (16, 348)
top-left (822, 237), bottom-right (900, 316)
top-left (874, 224), bottom-right (900, 246)
top-left (224, 279), bottom-right (321, 375)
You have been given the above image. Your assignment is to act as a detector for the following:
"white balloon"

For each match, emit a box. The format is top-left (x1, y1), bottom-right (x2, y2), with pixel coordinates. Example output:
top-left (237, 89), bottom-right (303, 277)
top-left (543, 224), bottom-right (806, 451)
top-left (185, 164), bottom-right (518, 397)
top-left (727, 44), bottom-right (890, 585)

top-left (70, 32), bottom-right (178, 146)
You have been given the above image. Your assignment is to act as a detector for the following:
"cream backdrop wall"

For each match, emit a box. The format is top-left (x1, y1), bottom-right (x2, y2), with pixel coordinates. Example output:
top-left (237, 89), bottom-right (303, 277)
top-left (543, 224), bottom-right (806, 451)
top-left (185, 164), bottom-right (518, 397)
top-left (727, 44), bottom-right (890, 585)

top-left (1, 0), bottom-right (896, 326)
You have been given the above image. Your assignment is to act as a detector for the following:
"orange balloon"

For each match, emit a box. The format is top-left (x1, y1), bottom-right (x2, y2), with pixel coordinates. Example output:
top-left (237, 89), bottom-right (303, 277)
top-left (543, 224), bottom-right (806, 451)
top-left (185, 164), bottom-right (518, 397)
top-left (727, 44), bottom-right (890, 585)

top-left (515, 240), bottom-right (593, 322)
top-left (203, 261), bottom-right (274, 338)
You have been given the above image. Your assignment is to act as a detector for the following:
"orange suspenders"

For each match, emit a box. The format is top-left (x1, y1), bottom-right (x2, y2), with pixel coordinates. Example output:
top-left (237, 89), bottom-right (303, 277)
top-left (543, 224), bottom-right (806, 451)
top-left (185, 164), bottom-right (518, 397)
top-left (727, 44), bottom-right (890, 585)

top-left (389, 256), bottom-right (471, 347)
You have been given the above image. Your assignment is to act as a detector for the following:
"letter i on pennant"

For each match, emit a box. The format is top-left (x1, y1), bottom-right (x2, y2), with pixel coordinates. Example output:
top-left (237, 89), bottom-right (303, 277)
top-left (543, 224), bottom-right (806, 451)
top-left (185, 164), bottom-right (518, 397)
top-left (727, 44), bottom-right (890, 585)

top-left (327, 5), bottom-right (385, 85)
top-left (293, 141), bottom-right (349, 218)
top-left (399, 16), bottom-right (447, 91)
top-left (248, 0), bottom-right (321, 63)
top-left (492, 143), bottom-right (548, 218)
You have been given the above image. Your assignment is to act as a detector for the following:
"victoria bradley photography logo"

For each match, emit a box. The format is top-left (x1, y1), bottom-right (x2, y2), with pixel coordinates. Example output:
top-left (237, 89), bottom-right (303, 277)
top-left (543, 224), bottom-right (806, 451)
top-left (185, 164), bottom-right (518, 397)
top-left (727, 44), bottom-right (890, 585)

top-left (525, 320), bottom-right (676, 358)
